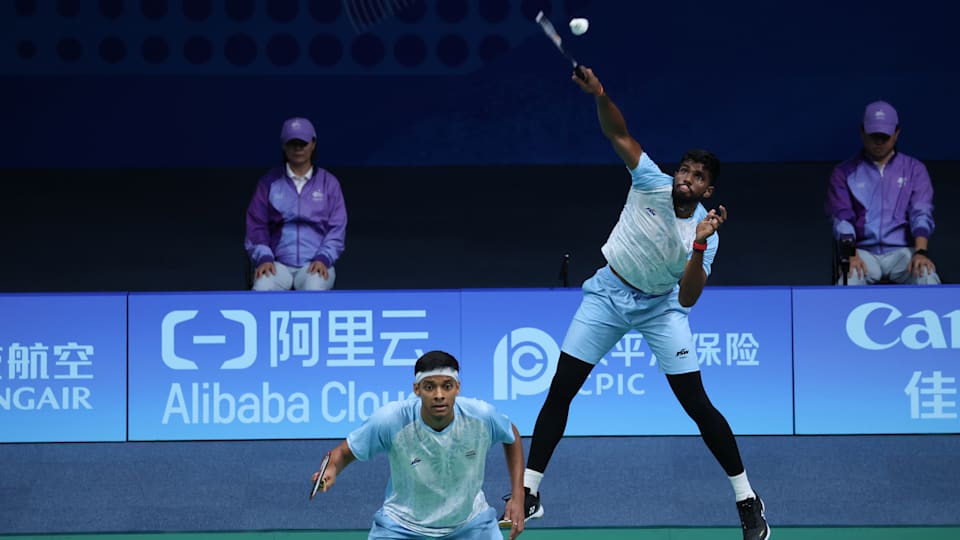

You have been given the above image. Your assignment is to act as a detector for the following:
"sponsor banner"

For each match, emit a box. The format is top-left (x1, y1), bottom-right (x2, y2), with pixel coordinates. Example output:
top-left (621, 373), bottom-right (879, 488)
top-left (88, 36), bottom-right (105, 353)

top-left (128, 291), bottom-right (461, 440)
top-left (794, 286), bottom-right (960, 434)
top-left (462, 287), bottom-right (794, 435)
top-left (0, 294), bottom-right (127, 442)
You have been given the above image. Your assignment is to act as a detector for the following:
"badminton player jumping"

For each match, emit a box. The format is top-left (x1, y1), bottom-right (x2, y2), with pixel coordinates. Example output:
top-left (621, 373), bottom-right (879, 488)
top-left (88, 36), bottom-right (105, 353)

top-left (311, 350), bottom-right (528, 540)
top-left (500, 67), bottom-right (770, 540)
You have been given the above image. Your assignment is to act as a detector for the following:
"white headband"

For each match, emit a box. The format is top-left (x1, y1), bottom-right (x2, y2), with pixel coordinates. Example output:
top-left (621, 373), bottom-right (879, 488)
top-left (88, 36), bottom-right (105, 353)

top-left (414, 368), bottom-right (460, 384)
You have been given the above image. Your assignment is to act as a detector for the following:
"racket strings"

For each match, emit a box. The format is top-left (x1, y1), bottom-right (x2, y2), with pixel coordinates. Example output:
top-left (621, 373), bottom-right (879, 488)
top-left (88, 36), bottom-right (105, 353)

top-left (344, 0), bottom-right (416, 32)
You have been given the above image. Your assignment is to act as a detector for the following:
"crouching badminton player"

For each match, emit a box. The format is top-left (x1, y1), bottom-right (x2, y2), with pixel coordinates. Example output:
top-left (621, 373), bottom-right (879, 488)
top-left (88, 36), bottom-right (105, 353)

top-left (310, 350), bottom-right (528, 540)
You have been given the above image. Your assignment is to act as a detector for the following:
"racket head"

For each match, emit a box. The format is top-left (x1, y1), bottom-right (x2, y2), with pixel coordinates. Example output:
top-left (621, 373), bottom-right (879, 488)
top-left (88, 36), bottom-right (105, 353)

top-left (309, 453), bottom-right (331, 500)
top-left (534, 10), bottom-right (583, 77)
top-left (535, 10), bottom-right (563, 48)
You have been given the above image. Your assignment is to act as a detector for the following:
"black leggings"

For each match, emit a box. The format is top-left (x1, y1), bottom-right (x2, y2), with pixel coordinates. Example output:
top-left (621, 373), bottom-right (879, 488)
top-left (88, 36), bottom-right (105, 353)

top-left (527, 352), bottom-right (745, 477)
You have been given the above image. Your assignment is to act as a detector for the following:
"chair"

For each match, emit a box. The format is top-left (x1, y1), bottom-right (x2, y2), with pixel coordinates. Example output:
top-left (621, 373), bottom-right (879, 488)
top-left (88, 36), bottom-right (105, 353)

top-left (832, 236), bottom-right (856, 285)
top-left (833, 236), bottom-right (895, 285)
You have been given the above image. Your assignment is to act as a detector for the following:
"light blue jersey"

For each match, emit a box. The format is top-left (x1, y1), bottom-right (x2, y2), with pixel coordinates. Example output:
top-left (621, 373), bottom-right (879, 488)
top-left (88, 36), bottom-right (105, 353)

top-left (347, 396), bottom-right (515, 537)
top-left (600, 152), bottom-right (718, 295)
top-left (564, 151), bottom-right (720, 373)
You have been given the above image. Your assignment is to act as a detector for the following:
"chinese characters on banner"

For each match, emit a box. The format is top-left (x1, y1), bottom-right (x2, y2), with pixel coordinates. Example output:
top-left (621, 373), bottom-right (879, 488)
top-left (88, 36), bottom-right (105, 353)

top-left (794, 289), bottom-right (960, 434)
top-left (0, 294), bottom-right (127, 442)
top-left (5, 287), bottom-right (958, 442)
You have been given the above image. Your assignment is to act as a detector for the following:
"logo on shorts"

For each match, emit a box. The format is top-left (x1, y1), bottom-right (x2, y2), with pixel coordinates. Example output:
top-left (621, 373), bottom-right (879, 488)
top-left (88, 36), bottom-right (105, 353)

top-left (493, 327), bottom-right (559, 400)
top-left (410, 457), bottom-right (421, 466)
top-left (675, 348), bottom-right (689, 358)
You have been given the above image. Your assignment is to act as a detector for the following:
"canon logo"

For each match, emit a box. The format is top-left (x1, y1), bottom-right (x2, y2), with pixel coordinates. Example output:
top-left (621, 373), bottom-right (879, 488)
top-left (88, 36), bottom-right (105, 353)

top-left (845, 302), bottom-right (960, 350)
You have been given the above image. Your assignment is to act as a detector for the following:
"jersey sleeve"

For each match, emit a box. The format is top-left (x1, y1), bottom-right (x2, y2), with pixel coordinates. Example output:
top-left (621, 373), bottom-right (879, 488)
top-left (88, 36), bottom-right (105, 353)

top-left (628, 151), bottom-right (673, 190)
top-left (346, 401), bottom-right (402, 461)
top-left (459, 397), bottom-right (515, 445)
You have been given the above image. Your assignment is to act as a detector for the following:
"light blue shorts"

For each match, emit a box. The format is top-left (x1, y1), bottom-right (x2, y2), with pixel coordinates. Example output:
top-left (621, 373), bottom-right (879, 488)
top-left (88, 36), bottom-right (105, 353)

top-left (368, 507), bottom-right (501, 540)
top-left (561, 265), bottom-right (699, 375)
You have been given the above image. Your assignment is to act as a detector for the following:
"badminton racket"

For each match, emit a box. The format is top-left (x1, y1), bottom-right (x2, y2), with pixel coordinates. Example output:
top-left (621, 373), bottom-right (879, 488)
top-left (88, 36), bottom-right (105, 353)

top-left (309, 452), bottom-right (331, 500)
top-left (344, 0), bottom-right (417, 32)
top-left (535, 11), bottom-right (586, 80)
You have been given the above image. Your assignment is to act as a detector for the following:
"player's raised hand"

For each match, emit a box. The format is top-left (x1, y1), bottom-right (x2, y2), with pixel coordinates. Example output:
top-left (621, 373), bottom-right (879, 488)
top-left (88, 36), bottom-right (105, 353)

top-left (695, 205), bottom-right (727, 242)
top-left (572, 66), bottom-right (603, 96)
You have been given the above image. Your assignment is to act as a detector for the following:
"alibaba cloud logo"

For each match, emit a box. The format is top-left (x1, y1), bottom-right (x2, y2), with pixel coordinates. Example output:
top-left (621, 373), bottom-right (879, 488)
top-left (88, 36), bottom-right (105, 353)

top-left (161, 310), bottom-right (258, 370)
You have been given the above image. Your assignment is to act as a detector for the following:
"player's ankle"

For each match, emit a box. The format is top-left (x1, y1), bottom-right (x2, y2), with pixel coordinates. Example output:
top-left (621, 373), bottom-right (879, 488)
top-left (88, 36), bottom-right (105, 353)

top-left (523, 469), bottom-right (543, 495)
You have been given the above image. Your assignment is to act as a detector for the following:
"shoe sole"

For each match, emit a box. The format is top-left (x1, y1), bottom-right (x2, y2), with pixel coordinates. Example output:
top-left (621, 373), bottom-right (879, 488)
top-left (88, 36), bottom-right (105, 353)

top-left (498, 505), bottom-right (544, 528)
top-left (757, 499), bottom-right (770, 540)
top-left (762, 498), bottom-right (770, 539)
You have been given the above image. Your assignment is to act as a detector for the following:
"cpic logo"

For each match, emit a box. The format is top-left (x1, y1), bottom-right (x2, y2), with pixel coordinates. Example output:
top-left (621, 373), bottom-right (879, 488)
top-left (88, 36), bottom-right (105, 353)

top-left (845, 302), bottom-right (960, 350)
top-left (161, 310), bottom-right (258, 370)
top-left (493, 327), bottom-right (559, 400)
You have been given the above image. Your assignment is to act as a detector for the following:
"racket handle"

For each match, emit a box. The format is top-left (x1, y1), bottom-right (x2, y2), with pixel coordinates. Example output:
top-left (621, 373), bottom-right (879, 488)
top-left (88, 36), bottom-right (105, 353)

top-left (574, 65), bottom-right (586, 80)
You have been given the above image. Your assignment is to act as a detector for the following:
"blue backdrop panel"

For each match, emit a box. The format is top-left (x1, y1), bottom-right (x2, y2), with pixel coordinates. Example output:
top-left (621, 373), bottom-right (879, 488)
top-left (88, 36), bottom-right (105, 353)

top-left (127, 290), bottom-right (461, 440)
top-left (461, 287), bottom-right (794, 435)
top-left (3, 1), bottom-right (959, 167)
top-left (12, 285), bottom-right (960, 443)
top-left (0, 293), bottom-right (127, 442)
top-left (794, 286), bottom-right (960, 434)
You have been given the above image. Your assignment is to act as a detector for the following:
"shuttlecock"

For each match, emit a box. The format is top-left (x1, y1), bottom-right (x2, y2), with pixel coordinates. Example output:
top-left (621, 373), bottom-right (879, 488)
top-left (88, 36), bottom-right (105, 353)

top-left (569, 17), bottom-right (589, 36)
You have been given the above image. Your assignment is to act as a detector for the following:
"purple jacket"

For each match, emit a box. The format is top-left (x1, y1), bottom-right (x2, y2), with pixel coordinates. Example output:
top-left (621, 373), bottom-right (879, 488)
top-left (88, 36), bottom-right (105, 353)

top-left (245, 166), bottom-right (347, 268)
top-left (825, 151), bottom-right (934, 254)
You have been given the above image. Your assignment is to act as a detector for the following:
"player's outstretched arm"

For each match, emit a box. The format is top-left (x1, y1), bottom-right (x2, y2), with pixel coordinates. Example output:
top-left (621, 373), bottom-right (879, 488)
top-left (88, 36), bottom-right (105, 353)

top-left (501, 423), bottom-right (526, 539)
top-left (572, 67), bottom-right (642, 170)
top-left (678, 206), bottom-right (727, 307)
top-left (312, 439), bottom-right (357, 493)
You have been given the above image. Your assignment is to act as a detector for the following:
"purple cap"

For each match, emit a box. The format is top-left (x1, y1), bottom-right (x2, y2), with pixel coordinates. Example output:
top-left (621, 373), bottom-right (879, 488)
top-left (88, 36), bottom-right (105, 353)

top-left (280, 117), bottom-right (316, 144)
top-left (862, 101), bottom-right (899, 136)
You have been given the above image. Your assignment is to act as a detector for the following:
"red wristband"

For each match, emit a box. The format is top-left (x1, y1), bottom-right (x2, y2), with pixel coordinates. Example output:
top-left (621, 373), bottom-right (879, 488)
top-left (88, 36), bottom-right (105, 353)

top-left (692, 241), bottom-right (707, 252)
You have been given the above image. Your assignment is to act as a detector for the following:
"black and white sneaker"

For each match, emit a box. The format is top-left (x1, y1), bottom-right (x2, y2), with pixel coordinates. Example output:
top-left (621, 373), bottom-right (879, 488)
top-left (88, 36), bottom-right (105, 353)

top-left (498, 487), bottom-right (544, 527)
top-left (736, 492), bottom-right (770, 540)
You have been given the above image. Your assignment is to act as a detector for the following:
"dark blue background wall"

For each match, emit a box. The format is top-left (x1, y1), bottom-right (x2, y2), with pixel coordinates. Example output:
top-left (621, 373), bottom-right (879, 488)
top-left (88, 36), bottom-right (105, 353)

top-left (5, 1), bottom-right (958, 290)
top-left (3, 0), bottom-right (959, 168)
